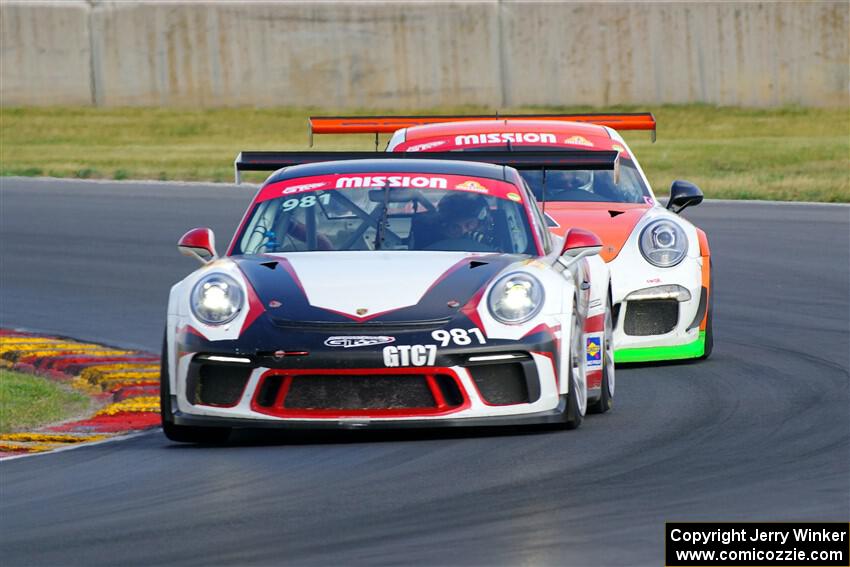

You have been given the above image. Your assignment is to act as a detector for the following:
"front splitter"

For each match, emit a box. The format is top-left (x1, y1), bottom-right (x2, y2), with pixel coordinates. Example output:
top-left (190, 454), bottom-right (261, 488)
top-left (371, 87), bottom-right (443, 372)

top-left (614, 331), bottom-right (706, 363)
top-left (172, 395), bottom-right (569, 430)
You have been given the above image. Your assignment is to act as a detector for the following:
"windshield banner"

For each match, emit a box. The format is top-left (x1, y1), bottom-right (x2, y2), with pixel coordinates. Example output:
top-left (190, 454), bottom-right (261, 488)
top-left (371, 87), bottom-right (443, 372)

top-left (258, 173), bottom-right (526, 204)
top-left (395, 134), bottom-right (630, 158)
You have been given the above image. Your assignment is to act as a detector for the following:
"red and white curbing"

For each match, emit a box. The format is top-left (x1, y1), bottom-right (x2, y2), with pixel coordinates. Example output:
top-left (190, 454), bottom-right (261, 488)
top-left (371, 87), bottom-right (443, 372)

top-left (0, 329), bottom-right (160, 457)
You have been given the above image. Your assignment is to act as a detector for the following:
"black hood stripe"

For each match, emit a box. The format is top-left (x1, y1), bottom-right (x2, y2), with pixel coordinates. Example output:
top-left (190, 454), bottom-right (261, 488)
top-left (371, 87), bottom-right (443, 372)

top-left (234, 254), bottom-right (523, 325)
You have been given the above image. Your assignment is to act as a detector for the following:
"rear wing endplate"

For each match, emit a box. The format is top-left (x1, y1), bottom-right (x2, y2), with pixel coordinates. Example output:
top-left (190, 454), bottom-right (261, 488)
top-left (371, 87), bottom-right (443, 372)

top-left (308, 113), bottom-right (656, 145)
top-left (234, 150), bottom-right (620, 185)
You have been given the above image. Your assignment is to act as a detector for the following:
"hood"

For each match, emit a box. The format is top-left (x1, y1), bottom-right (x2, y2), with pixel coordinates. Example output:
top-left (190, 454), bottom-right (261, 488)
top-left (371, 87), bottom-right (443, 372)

top-left (543, 202), bottom-right (651, 261)
top-left (234, 251), bottom-right (519, 324)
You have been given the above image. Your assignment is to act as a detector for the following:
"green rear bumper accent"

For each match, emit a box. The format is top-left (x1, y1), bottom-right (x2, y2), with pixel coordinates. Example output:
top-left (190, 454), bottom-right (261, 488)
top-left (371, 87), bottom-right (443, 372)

top-left (614, 331), bottom-right (705, 363)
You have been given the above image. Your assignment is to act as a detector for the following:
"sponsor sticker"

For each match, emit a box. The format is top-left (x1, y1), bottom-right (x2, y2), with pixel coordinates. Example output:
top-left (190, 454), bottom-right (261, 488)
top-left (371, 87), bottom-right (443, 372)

top-left (282, 182), bottom-right (326, 195)
top-left (383, 345), bottom-right (437, 367)
top-left (455, 180), bottom-right (489, 193)
top-left (507, 192), bottom-right (522, 202)
top-left (563, 135), bottom-right (594, 147)
top-left (406, 140), bottom-right (446, 152)
top-left (522, 259), bottom-right (549, 270)
top-left (325, 336), bottom-right (395, 348)
top-left (586, 336), bottom-right (602, 368)
top-left (335, 175), bottom-right (447, 189)
top-left (644, 196), bottom-right (655, 205)
top-left (454, 133), bottom-right (556, 146)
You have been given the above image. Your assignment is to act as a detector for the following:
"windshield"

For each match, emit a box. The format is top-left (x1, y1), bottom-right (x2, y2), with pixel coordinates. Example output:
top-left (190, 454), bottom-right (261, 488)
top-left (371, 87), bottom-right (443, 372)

top-left (235, 175), bottom-right (537, 255)
top-left (520, 161), bottom-right (650, 204)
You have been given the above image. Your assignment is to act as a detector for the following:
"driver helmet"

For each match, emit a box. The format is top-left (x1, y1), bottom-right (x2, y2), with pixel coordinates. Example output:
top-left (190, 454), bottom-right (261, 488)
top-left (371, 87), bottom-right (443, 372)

top-left (555, 170), bottom-right (594, 192)
top-left (437, 193), bottom-right (491, 241)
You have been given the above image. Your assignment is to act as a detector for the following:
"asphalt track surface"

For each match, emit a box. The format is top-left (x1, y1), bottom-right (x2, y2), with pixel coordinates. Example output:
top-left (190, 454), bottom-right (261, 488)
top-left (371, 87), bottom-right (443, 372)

top-left (1, 177), bottom-right (848, 566)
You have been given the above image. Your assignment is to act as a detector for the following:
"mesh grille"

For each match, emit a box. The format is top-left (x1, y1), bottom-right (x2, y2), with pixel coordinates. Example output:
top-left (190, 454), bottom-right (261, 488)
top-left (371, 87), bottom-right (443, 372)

top-left (468, 363), bottom-right (529, 405)
top-left (623, 299), bottom-right (679, 336)
top-left (284, 375), bottom-right (437, 410)
top-left (193, 364), bottom-right (251, 406)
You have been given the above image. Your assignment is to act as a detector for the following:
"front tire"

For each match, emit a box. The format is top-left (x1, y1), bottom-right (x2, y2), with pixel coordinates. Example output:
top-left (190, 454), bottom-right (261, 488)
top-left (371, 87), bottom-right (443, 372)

top-left (699, 259), bottom-right (714, 360)
top-left (160, 332), bottom-right (231, 444)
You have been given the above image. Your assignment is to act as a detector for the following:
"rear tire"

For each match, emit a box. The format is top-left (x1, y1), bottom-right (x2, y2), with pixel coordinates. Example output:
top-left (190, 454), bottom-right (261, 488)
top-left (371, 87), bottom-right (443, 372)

top-left (160, 332), bottom-right (231, 444)
top-left (562, 306), bottom-right (586, 430)
top-left (588, 295), bottom-right (615, 414)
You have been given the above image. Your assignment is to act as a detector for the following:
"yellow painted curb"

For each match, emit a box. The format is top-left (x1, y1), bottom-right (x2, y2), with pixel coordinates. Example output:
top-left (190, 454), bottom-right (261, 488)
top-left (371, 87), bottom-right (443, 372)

top-left (96, 396), bottom-right (160, 416)
top-left (0, 339), bottom-right (97, 351)
top-left (0, 442), bottom-right (57, 453)
top-left (0, 432), bottom-right (108, 443)
top-left (0, 338), bottom-right (65, 346)
top-left (81, 363), bottom-right (158, 383)
top-left (70, 376), bottom-right (103, 394)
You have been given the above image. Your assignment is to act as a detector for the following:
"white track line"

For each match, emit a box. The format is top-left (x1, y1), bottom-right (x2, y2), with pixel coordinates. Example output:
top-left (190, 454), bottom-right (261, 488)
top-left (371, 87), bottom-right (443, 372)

top-left (1, 176), bottom-right (256, 189)
top-left (685, 198), bottom-right (847, 208)
top-left (0, 430), bottom-right (158, 463)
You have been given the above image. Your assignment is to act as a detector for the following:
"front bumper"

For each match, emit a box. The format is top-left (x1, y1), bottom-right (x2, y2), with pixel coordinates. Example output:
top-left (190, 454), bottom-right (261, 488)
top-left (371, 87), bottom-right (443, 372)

top-left (610, 254), bottom-right (708, 362)
top-left (169, 321), bottom-right (565, 426)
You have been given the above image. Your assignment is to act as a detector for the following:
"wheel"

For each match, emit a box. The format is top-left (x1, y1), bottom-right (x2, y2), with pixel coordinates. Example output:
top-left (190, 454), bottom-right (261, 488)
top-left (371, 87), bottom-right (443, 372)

top-left (159, 332), bottom-right (231, 444)
top-left (699, 260), bottom-right (714, 360)
top-left (562, 304), bottom-right (587, 429)
top-left (588, 294), bottom-right (615, 414)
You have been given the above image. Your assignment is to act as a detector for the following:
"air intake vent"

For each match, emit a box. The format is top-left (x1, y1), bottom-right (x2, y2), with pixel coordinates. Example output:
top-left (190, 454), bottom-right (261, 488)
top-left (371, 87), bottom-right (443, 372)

top-left (188, 363), bottom-right (251, 406)
top-left (468, 363), bottom-right (530, 405)
top-left (623, 300), bottom-right (678, 336)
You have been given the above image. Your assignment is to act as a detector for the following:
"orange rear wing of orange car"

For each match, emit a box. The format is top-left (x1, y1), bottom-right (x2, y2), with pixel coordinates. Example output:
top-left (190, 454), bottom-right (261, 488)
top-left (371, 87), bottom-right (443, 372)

top-left (308, 113), bottom-right (657, 146)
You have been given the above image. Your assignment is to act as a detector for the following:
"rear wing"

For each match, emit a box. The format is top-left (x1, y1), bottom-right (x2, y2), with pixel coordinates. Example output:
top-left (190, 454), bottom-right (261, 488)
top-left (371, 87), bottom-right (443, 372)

top-left (234, 150), bottom-right (620, 185)
top-left (308, 113), bottom-right (657, 145)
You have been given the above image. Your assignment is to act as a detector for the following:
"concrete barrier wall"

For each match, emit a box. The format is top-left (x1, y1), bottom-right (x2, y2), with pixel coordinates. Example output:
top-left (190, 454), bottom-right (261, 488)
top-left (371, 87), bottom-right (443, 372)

top-left (1, 1), bottom-right (93, 105)
top-left (2, 1), bottom-right (847, 108)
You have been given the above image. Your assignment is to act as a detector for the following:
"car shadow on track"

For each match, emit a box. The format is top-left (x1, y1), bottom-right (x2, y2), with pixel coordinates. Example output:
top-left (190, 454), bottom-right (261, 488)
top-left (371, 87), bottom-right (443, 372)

top-left (161, 424), bottom-right (568, 449)
top-left (616, 358), bottom-right (711, 370)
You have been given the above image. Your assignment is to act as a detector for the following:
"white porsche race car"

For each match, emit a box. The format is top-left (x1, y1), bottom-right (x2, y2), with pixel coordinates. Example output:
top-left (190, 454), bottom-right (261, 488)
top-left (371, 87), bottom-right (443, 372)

top-left (160, 151), bottom-right (614, 442)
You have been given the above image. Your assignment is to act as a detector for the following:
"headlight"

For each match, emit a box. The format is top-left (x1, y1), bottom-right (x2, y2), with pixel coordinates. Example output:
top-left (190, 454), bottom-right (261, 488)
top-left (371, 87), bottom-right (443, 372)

top-left (487, 273), bottom-right (544, 324)
top-left (190, 273), bottom-right (244, 325)
top-left (639, 220), bottom-right (688, 267)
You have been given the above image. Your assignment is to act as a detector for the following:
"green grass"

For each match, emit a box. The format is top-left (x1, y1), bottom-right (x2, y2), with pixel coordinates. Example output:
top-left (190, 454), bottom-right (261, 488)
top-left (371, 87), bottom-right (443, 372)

top-left (1, 105), bottom-right (847, 201)
top-left (0, 369), bottom-right (91, 433)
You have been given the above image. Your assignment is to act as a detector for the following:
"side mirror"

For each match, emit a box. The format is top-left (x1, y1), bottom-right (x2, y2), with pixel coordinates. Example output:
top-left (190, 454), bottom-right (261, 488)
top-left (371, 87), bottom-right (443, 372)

top-left (667, 180), bottom-right (703, 214)
top-left (178, 227), bottom-right (218, 264)
top-left (557, 228), bottom-right (602, 269)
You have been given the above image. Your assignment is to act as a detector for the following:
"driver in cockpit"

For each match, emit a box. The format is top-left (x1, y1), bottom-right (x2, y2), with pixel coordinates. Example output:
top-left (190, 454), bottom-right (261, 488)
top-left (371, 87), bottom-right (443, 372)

top-left (436, 193), bottom-right (492, 242)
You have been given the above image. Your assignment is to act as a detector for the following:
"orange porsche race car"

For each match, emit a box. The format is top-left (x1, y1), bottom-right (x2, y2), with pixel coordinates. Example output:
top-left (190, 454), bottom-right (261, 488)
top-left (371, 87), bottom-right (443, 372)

top-left (309, 114), bottom-right (712, 363)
